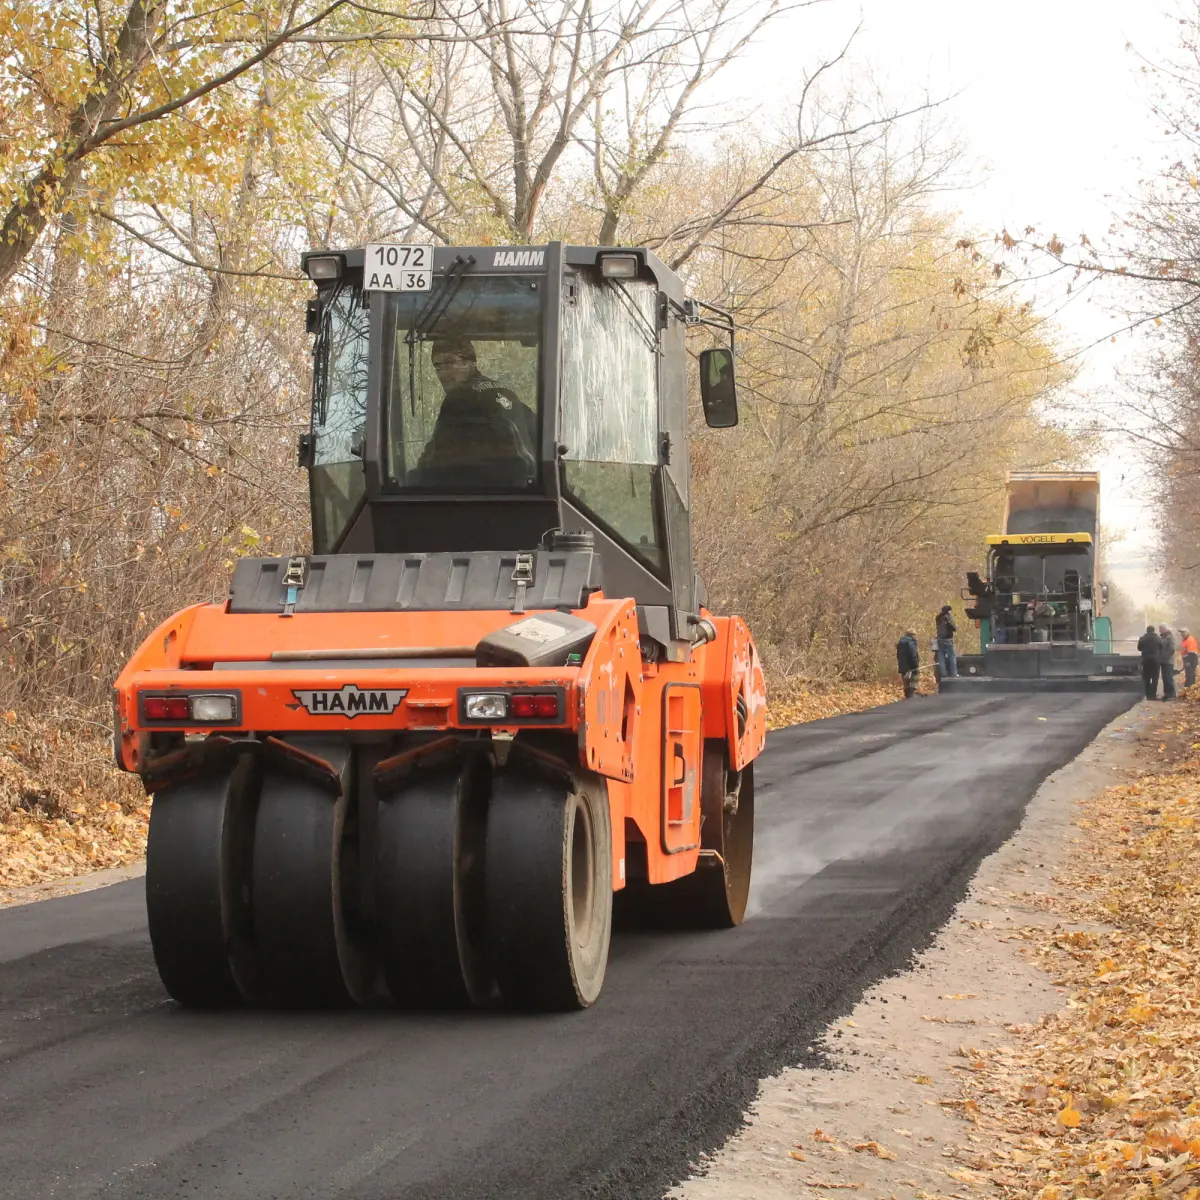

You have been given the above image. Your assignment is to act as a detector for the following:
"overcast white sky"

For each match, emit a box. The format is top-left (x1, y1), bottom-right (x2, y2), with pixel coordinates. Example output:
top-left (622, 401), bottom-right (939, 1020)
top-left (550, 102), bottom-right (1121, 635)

top-left (718, 0), bottom-right (1182, 607)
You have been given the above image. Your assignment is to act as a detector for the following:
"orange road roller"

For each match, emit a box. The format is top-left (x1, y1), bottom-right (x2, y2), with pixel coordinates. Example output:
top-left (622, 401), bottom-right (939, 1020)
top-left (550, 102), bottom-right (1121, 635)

top-left (112, 241), bottom-right (766, 1010)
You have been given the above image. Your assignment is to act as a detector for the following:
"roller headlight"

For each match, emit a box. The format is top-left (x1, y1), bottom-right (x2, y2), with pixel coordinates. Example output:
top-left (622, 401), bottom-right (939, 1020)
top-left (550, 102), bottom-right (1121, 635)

top-left (463, 693), bottom-right (509, 721)
top-left (191, 694), bottom-right (237, 723)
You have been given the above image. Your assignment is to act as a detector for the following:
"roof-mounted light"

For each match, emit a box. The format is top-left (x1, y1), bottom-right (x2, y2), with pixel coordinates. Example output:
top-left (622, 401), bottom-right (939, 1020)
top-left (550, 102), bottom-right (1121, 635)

top-left (599, 253), bottom-right (638, 279)
top-left (305, 254), bottom-right (343, 282)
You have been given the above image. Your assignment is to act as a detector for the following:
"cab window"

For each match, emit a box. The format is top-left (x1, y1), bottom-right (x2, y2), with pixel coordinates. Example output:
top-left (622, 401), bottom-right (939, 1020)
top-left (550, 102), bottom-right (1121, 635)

top-left (310, 286), bottom-right (369, 552)
top-left (560, 274), bottom-right (663, 570)
top-left (383, 276), bottom-right (541, 491)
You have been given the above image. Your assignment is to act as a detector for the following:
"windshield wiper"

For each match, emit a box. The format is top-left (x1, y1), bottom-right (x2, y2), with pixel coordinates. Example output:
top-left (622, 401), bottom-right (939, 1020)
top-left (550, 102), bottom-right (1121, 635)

top-left (406, 253), bottom-right (476, 343)
top-left (312, 280), bottom-right (344, 425)
top-left (404, 253), bottom-right (475, 412)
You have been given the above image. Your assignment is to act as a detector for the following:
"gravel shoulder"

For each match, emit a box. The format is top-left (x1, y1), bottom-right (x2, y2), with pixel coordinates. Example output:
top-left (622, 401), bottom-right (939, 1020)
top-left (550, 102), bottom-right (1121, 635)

top-left (0, 861), bottom-right (145, 908)
top-left (670, 701), bottom-right (1156, 1200)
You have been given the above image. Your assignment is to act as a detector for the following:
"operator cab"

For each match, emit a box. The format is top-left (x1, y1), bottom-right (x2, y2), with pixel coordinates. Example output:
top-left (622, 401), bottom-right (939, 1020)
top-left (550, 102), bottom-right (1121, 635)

top-left (298, 242), bottom-right (737, 657)
top-left (965, 533), bottom-right (1097, 645)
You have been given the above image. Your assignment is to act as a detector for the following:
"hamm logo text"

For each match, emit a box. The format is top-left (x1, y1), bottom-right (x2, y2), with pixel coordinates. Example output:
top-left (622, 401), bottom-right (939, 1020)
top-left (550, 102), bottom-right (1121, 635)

top-left (492, 249), bottom-right (545, 268)
top-left (292, 686), bottom-right (407, 717)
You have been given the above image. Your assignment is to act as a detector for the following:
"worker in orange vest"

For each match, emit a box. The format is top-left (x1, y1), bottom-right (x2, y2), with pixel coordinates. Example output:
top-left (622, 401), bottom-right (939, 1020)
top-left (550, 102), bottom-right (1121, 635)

top-left (1181, 628), bottom-right (1198, 689)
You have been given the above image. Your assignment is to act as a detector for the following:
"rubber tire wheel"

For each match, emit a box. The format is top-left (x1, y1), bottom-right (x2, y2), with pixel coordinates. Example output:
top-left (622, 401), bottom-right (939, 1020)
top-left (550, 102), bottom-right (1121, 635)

top-left (621, 747), bottom-right (754, 929)
top-left (145, 758), bottom-right (258, 1007)
top-left (253, 771), bottom-right (371, 1007)
top-left (697, 755), bottom-right (754, 927)
top-left (486, 770), bottom-right (612, 1011)
top-left (375, 759), bottom-right (491, 1008)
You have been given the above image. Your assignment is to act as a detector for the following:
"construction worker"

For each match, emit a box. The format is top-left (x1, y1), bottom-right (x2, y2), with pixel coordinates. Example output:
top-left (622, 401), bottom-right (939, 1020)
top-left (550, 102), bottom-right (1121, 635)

top-left (417, 338), bottom-right (537, 484)
top-left (1181, 628), bottom-right (1198, 689)
top-left (1159, 624), bottom-right (1178, 701)
top-left (935, 604), bottom-right (958, 678)
top-left (896, 630), bottom-right (920, 698)
top-left (1137, 625), bottom-right (1162, 700)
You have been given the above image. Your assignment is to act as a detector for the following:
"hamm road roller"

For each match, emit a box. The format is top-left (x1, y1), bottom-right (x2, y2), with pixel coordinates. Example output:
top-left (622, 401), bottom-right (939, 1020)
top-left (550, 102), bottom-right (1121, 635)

top-left (112, 241), bottom-right (766, 1011)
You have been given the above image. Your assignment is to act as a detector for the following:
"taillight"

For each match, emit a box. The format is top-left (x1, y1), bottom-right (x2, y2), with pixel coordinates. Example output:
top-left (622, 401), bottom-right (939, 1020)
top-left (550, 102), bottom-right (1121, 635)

top-left (458, 688), bottom-right (562, 723)
top-left (143, 696), bottom-right (190, 721)
top-left (140, 692), bottom-right (239, 723)
top-left (510, 693), bottom-right (559, 719)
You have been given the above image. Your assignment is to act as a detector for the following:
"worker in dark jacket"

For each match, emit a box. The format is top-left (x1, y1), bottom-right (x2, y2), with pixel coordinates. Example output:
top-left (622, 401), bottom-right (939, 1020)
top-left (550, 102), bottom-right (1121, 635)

top-left (935, 605), bottom-right (958, 678)
top-left (1159, 624), bottom-right (1178, 701)
top-left (1137, 625), bottom-right (1162, 700)
top-left (417, 338), bottom-right (537, 487)
top-left (896, 631), bottom-right (920, 698)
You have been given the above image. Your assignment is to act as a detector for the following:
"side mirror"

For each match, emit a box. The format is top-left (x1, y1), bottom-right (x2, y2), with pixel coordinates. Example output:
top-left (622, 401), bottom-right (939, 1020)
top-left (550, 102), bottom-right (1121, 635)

top-left (297, 432), bottom-right (315, 468)
top-left (699, 347), bottom-right (739, 428)
top-left (306, 298), bottom-right (320, 336)
top-left (1100, 583), bottom-right (1109, 606)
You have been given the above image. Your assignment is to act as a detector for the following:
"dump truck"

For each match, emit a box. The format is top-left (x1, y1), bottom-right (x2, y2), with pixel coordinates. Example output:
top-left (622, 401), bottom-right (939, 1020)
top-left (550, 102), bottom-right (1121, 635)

top-left (944, 471), bottom-right (1142, 692)
top-left (112, 242), bottom-right (766, 1012)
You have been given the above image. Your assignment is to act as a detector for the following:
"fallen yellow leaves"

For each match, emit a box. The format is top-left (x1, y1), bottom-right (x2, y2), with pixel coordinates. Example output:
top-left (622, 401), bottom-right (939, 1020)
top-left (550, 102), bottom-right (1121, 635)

top-left (1057, 1103), bottom-right (1082, 1129)
top-left (767, 679), bottom-right (913, 729)
top-left (945, 1166), bottom-right (985, 1185)
top-left (941, 690), bottom-right (1200, 1198)
top-left (0, 708), bottom-right (145, 892)
top-left (0, 807), bottom-right (148, 891)
top-left (853, 1141), bottom-right (898, 1160)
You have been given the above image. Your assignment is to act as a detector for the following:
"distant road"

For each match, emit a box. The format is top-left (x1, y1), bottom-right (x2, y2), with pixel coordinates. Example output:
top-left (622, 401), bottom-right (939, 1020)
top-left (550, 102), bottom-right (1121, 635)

top-left (0, 691), bottom-right (1135, 1200)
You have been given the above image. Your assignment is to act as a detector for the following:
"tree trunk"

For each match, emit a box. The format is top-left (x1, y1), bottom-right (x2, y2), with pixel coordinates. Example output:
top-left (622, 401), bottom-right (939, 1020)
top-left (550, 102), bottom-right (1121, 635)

top-left (0, 1), bottom-right (165, 294)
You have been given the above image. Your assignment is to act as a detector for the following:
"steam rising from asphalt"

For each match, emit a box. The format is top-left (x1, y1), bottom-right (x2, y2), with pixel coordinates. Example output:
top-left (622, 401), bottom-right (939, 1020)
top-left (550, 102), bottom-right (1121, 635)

top-left (743, 693), bottom-right (1121, 921)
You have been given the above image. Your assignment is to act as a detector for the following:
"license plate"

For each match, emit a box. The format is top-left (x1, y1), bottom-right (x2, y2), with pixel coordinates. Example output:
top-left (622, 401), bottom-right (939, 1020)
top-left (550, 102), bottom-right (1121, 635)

top-left (364, 243), bottom-right (433, 292)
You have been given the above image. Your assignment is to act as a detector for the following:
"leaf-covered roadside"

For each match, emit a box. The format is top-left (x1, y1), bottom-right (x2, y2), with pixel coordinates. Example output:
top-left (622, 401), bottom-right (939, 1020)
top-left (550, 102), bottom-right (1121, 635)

top-left (766, 679), bottom-right (923, 729)
top-left (951, 694), bottom-right (1200, 1199)
top-left (0, 680), bottom-right (901, 894)
top-left (0, 708), bottom-right (145, 894)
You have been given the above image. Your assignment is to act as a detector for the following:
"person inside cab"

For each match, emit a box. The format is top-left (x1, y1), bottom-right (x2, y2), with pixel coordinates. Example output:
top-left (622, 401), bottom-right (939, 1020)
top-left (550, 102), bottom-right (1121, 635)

top-left (414, 337), bottom-right (537, 488)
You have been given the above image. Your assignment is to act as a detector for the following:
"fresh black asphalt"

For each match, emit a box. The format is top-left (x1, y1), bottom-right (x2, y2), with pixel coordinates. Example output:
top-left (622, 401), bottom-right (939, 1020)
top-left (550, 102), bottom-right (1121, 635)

top-left (0, 691), bottom-right (1137, 1199)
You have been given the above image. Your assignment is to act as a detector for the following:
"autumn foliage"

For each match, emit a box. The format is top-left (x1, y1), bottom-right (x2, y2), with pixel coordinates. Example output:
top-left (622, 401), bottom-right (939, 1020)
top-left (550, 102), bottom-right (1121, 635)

top-left (0, 2), bottom-right (1082, 865)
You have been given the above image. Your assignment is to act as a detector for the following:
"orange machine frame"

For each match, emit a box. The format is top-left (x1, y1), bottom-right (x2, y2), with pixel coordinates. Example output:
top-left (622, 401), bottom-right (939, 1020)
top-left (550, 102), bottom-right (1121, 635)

top-left (114, 592), bottom-right (767, 889)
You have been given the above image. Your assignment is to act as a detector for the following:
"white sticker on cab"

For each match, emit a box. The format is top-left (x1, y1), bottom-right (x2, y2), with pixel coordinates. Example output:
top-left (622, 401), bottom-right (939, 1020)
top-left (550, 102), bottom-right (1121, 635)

top-left (508, 617), bottom-right (563, 644)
